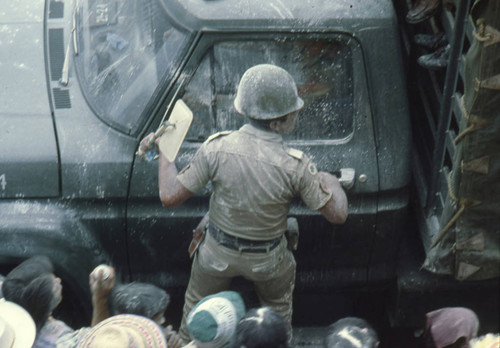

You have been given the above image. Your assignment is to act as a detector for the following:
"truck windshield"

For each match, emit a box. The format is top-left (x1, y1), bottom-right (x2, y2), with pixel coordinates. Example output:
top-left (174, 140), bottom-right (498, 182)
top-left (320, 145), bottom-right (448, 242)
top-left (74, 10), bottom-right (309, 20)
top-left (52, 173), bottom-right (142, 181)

top-left (74, 0), bottom-right (190, 133)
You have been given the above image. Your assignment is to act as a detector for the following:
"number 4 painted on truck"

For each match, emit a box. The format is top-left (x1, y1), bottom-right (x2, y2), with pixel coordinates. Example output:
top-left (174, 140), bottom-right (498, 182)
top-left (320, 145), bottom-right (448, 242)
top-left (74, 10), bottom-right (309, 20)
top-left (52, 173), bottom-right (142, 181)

top-left (0, 174), bottom-right (6, 190)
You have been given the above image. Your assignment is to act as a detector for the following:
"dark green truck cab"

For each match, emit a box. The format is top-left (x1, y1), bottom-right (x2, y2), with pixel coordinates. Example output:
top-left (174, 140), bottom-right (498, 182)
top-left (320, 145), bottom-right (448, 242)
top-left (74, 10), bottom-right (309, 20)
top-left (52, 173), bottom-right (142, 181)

top-left (0, 0), bottom-right (413, 328)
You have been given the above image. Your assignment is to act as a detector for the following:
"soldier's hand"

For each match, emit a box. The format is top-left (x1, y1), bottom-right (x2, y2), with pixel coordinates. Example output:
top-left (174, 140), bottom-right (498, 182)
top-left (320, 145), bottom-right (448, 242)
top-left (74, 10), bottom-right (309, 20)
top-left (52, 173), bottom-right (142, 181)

top-left (317, 171), bottom-right (348, 224)
top-left (318, 171), bottom-right (342, 192)
top-left (138, 132), bottom-right (156, 154)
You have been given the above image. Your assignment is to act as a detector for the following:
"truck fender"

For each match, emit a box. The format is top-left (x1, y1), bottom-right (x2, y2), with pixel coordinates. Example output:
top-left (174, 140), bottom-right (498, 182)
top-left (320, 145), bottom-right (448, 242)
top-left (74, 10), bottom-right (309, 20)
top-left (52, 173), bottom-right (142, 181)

top-left (0, 200), bottom-right (113, 326)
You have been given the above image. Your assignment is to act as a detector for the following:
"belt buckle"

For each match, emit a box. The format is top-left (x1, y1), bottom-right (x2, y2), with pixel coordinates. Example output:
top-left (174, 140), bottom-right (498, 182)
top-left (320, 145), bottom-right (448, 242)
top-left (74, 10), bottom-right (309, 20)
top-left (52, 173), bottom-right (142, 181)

top-left (212, 225), bottom-right (225, 243)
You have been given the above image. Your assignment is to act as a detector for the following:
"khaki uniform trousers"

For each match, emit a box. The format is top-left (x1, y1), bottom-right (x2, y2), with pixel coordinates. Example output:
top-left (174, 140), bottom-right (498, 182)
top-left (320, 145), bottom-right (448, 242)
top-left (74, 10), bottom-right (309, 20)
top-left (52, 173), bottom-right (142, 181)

top-left (178, 231), bottom-right (296, 341)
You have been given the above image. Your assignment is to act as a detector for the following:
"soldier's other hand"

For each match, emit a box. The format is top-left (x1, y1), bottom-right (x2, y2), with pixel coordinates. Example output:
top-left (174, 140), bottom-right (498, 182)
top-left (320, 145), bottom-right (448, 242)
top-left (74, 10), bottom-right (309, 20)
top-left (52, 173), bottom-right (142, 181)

top-left (139, 132), bottom-right (156, 154)
top-left (165, 325), bottom-right (184, 348)
top-left (318, 171), bottom-right (342, 191)
top-left (89, 265), bottom-right (115, 299)
top-left (317, 171), bottom-right (348, 224)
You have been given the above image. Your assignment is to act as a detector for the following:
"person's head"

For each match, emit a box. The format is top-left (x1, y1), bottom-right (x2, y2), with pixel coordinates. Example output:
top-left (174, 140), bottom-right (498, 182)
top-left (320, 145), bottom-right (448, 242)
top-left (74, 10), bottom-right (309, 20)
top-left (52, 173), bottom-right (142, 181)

top-left (324, 317), bottom-right (379, 348)
top-left (187, 291), bottom-right (246, 348)
top-left (230, 307), bottom-right (289, 348)
top-left (248, 111), bottom-right (299, 134)
top-left (1, 256), bottom-right (62, 332)
top-left (234, 64), bottom-right (303, 133)
top-left (0, 299), bottom-right (37, 348)
top-left (76, 314), bottom-right (167, 348)
top-left (110, 282), bottom-right (170, 326)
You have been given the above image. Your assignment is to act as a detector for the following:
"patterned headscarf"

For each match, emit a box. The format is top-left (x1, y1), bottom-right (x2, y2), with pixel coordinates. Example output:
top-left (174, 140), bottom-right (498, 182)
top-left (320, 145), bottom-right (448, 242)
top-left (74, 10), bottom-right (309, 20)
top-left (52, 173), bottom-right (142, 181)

top-left (77, 314), bottom-right (167, 348)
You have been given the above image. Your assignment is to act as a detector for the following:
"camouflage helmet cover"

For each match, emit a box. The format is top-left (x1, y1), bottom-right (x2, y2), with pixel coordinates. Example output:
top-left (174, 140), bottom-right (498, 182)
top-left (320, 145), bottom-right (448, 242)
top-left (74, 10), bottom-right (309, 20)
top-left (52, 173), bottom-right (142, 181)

top-left (234, 64), bottom-right (304, 120)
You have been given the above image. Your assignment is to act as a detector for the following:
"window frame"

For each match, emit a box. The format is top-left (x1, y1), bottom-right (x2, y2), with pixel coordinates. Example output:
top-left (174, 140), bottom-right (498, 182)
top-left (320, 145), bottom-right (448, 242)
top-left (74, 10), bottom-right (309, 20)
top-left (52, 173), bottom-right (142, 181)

top-left (176, 32), bottom-right (369, 145)
top-left (72, 0), bottom-right (194, 135)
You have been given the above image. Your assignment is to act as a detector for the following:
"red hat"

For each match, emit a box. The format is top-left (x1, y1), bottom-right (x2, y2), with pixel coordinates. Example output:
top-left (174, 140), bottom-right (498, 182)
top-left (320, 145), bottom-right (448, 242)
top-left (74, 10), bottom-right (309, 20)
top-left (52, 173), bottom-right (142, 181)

top-left (426, 307), bottom-right (479, 348)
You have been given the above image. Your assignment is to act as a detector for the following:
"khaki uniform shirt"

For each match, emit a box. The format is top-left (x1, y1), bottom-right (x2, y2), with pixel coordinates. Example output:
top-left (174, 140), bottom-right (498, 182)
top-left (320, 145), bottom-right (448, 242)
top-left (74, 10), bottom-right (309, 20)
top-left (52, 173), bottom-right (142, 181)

top-left (177, 124), bottom-right (331, 240)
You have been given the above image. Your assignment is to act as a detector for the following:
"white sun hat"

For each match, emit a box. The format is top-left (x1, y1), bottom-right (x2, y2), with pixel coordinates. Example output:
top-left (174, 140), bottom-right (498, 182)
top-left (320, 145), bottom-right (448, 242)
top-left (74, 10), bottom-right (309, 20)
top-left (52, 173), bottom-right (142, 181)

top-left (0, 299), bottom-right (37, 348)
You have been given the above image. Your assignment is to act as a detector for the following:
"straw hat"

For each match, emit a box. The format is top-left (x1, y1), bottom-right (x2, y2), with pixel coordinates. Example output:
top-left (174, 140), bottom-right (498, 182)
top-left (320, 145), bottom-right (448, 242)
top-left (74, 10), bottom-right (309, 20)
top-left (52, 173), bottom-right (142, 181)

top-left (469, 333), bottom-right (500, 348)
top-left (77, 314), bottom-right (167, 348)
top-left (0, 299), bottom-right (37, 348)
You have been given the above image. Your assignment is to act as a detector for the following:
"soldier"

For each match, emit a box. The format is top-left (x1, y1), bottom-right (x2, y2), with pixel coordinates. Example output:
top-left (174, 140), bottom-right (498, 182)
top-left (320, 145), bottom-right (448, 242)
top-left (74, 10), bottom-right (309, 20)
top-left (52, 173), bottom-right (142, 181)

top-left (139, 64), bottom-right (348, 342)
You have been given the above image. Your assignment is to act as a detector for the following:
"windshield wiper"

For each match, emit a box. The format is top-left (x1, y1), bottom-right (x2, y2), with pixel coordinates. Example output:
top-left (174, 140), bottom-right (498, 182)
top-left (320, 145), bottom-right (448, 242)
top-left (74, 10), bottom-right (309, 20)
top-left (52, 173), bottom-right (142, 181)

top-left (60, 6), bottom-right (79, 86)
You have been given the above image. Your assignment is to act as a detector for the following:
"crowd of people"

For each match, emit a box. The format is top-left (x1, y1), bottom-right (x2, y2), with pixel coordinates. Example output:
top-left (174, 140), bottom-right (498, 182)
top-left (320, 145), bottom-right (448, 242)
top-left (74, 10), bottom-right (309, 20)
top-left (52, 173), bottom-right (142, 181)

top-left (0, 256), bottom-right (499, 348)
top-left (0, 257), bottom-right (291, 348)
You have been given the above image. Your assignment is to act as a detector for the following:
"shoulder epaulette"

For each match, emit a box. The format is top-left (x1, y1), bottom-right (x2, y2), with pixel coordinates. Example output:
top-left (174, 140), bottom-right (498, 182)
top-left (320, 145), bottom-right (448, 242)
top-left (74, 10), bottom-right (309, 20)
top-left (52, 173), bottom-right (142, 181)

top-left (207, 131), bottom-right (232, 142)
top-left (287, 148), bottom-right (304, 160)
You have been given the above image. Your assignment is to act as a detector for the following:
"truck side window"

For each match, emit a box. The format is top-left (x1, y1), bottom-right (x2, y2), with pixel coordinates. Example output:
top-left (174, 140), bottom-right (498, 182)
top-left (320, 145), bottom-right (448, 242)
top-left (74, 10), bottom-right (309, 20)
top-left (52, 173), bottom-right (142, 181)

top-left (183, 38), bottom-right (354, 141)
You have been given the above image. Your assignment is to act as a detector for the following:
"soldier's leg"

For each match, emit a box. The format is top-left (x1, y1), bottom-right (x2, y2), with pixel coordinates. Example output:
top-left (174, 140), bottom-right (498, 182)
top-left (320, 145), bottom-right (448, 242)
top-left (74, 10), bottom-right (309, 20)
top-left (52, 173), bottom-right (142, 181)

top-left (178, 242), bottom-right (232, 341)
top-left (253, 248), bottom-right (296, 339)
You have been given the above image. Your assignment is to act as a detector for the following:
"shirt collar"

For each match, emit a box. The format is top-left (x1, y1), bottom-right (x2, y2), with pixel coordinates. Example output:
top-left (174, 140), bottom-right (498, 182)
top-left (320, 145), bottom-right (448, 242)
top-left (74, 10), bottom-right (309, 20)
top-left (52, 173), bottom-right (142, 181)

top-left (239, 124), bottom-right (283, 143)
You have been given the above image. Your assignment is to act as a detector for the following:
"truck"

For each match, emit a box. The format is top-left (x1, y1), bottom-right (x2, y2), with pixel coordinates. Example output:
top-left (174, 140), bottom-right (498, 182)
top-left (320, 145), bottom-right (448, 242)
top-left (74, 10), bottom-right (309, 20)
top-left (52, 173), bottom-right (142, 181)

top-left (0, 0), bottom-right (498, 340)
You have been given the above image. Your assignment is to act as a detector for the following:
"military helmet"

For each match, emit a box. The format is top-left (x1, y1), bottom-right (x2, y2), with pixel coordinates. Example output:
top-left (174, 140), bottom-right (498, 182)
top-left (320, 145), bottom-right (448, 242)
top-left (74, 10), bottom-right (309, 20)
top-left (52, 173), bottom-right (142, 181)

top-left (234, 64), bottom-right (304, 120)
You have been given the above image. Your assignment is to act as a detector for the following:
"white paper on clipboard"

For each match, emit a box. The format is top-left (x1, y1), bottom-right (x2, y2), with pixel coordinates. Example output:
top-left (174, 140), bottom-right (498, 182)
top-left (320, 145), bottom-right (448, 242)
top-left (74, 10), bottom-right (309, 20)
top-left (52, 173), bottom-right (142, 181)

top-left (158, 99), bottom-right (193, 162)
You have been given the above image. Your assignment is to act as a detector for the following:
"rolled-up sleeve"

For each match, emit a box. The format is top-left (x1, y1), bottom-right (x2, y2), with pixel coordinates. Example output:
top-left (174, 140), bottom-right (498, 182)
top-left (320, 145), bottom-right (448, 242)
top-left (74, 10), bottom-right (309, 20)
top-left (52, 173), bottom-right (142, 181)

top-left (297, 155), bottom-right (332, 211)
top-left (177, 144), bottom-right (211, 193)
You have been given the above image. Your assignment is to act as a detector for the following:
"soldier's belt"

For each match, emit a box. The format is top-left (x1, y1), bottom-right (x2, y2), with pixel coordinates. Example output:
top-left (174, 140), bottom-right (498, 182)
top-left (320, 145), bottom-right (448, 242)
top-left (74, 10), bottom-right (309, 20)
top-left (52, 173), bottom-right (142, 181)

top-left (208, 223), bottom-right (282, 253)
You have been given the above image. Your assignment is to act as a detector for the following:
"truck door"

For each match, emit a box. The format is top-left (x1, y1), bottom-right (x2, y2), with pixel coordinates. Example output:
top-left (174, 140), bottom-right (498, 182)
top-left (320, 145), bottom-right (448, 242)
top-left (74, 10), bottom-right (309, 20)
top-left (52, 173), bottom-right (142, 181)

top-left (127, 33), bottom-right (379, 291)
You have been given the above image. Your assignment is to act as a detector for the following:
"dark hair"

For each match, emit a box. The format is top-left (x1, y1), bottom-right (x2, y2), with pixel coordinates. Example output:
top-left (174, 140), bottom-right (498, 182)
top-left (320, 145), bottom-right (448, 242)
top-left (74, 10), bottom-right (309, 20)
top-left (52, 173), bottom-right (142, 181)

top-left (20, 274), bottom-right (57, 332)
top-left (1, 256), bottom-right (57, 333)
top-left (230, 307), bottom-right (288, 348)
top-left (248, 114), bottom-right (291, 130)
top-left (110, 282), bottom-right (170, 319)
top-left (324, 317), bottom-right (379, 348)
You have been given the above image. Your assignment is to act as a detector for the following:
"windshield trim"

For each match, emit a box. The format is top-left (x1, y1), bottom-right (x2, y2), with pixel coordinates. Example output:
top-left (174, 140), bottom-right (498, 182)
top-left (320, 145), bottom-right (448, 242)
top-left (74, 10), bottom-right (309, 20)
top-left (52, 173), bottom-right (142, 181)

top-left (72, 0), bottom-right (194, 135)
top-left (176, 31), bottom-right (365, 144)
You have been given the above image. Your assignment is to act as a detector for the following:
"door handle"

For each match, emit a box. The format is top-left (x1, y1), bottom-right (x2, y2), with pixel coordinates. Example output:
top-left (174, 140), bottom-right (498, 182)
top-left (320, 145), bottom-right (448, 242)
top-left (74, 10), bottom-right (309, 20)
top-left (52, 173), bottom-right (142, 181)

top-left (338, 168), bottom-right (355, 190)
